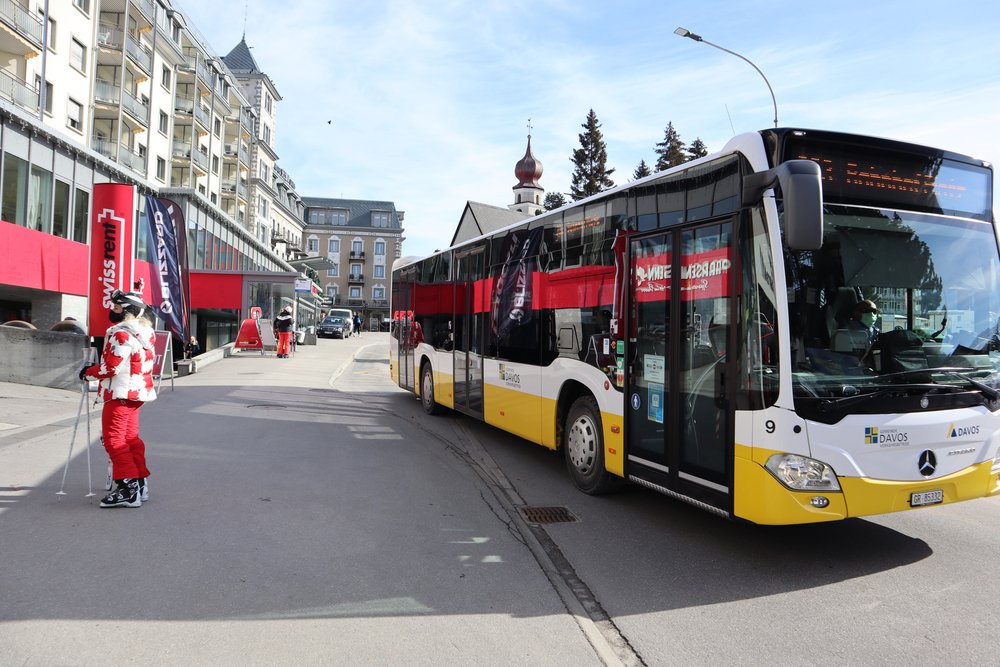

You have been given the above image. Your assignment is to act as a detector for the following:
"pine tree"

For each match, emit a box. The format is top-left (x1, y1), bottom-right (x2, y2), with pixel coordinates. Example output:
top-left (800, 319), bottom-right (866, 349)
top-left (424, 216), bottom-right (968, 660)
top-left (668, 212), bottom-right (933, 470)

top-left (569, 109), bottom-right (615, 201)
top-left (687, 138), bottom-right (708, 160)
top-left (632, 159), bottom-right (652, 180)
top-left (654, 121), bottom-right (686, 171)
top-left (543, 192), bottom-right (567, 211)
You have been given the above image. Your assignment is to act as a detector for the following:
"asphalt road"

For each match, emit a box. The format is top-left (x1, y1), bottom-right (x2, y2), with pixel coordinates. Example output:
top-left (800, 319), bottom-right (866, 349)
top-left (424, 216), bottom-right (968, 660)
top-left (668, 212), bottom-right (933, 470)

top-left (2, 334), bottom-right (999, 665)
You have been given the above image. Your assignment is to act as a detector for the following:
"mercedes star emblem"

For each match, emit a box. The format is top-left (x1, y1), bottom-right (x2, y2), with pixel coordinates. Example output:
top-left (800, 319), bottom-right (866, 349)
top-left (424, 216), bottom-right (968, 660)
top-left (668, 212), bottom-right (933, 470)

top-left (918, 450), bottom-right (937, 477)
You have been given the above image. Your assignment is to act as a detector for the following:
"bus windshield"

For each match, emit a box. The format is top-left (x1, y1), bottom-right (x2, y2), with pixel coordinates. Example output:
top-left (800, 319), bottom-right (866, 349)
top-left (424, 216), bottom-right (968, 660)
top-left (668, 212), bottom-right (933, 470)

top-left (785, 205), bottom-right (1000, 418)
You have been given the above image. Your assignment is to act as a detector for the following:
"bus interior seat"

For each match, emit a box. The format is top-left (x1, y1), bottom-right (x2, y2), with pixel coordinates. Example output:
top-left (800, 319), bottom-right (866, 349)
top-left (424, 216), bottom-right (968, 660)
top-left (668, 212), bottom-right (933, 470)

top-left (827, 287), bottom-right (861, 339)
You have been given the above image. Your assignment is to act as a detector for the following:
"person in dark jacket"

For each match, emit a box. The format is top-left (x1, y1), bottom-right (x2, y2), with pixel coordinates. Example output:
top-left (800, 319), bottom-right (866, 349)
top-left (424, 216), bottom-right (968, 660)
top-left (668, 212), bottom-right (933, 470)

top-left (274, 306), bottom-right (294, 358)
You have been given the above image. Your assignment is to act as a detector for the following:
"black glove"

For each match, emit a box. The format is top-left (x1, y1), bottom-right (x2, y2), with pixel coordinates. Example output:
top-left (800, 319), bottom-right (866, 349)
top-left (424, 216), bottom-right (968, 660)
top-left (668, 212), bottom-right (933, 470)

top-left (78, 364), bottom-right (95, 381)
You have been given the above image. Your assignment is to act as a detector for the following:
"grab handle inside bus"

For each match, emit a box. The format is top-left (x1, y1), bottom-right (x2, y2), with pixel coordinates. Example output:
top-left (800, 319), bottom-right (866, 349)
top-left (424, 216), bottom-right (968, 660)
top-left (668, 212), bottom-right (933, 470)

top-left (742, 159), bottom-right (824, 250)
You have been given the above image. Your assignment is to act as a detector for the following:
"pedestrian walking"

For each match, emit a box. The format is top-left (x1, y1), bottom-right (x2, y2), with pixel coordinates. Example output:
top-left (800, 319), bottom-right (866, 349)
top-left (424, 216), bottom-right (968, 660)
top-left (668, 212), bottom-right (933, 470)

top-left (79, 290), bottom-right (157, 508)
top-left (354, 313), bottom-right (362, 336)
top-left (274, 305), bottom-right (294, 358)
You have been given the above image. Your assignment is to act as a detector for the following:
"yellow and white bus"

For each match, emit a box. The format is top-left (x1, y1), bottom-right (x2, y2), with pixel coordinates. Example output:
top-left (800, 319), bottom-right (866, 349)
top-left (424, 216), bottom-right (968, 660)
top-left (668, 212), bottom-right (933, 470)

top-left (390, 128), bottom-right (1000, 525)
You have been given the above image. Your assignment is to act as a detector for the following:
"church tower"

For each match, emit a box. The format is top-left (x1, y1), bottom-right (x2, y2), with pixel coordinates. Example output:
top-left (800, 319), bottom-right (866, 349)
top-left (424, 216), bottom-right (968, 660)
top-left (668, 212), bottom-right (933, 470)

top-left (509, 132), bottom-right (544, 215)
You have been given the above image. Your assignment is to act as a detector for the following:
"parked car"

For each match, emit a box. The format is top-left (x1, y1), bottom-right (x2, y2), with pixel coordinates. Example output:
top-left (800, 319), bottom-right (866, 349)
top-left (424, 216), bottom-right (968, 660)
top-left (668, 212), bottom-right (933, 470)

top-left (327, 308), bottom-right (355, 336)
top-left (317, 316), bottom-right (349, 339)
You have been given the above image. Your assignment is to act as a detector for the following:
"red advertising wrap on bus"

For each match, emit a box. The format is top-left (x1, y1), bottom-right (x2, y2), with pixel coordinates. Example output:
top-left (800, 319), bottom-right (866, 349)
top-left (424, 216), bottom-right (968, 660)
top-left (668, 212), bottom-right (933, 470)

top-left (88, 184), bottom-right (135, 337)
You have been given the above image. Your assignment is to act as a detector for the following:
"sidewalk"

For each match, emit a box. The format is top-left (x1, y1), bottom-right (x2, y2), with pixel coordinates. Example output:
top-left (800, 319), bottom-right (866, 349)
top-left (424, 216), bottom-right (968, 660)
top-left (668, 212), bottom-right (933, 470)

top-left (0, 332), bottom-right (389, 446)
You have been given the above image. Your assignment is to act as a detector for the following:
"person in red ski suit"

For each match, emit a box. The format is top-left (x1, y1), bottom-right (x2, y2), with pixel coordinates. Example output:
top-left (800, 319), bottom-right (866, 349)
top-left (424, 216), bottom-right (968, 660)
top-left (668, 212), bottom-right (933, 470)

top-left (274, 305), bottom-right (294, 358)
top-left (80, 290), bottom-right (157, 508)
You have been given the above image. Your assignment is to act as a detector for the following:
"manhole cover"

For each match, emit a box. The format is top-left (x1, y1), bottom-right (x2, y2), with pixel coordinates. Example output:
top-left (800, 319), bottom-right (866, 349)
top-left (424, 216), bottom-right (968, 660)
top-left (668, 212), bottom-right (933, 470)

top-left (246, 404), bottom-right (286, 410)
top-left (518, 506), bottom-right (578, 524)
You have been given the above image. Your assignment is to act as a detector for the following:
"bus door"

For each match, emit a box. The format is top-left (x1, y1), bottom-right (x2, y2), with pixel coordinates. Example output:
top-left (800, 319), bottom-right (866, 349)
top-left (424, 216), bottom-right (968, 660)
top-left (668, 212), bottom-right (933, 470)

top-left (454, 248), bottom-right (485, 416)
top-left (626, 219), bottom-right (735, 512)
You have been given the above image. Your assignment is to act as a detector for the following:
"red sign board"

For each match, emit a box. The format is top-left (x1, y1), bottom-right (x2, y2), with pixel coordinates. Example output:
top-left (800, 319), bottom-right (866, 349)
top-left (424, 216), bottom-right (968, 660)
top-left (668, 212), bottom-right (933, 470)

top-left (633, 247), bottom-right (732, 302)
top-left (88, 184), bottom-right (135, 337)
top-left (233, 318), bottom-right (262, 349)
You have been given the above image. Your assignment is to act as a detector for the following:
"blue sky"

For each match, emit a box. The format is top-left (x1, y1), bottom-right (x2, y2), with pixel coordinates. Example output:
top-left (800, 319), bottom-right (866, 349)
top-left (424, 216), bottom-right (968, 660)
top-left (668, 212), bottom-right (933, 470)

top-left (176, 0), bottom-right (1000, 259)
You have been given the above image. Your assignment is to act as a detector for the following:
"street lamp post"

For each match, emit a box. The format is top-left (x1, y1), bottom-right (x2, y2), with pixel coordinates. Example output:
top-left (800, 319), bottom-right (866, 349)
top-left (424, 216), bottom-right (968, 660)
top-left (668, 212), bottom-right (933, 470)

top-left (674, 27), bottom-right (778, 128)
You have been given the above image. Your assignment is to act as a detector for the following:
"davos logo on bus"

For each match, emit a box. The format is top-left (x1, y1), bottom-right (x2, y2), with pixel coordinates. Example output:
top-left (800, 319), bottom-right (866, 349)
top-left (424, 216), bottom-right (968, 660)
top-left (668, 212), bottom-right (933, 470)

top-left (947, 423), bottom-right (980, 438)
top-left (864, 426), bottom-right (909, 447)
top-left (498, 363), bottom-right (520, 387)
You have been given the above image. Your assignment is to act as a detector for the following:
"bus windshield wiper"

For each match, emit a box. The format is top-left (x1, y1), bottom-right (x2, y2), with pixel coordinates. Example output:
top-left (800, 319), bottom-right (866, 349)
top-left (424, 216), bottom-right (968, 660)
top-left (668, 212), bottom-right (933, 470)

top-left (881, 366), bottom-right (1000, 400)
top-left (817, 384), bottom-right (939, 412)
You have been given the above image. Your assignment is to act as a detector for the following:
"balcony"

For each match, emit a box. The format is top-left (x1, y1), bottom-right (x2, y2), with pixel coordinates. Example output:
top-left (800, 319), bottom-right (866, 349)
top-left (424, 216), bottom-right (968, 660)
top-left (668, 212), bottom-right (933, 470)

top-left (119, 147), bottom-right (146, 174)
top-left (194, 104), bottom-right (212, 130)
top-left (0, 68), bottom-right (38, 113)
top-left (121, 89), bottom-right (148, 124)
top-left (92, 136), bottom-right (117, 160)
top-left (96, 22), bottom-right (123, 51)
top-left (93, 79), bottom-right (120, 106)
top-left (132, 0), bottom-right (155, 21)
top-left (174, 96), bottom-right (194, 115)
top-left (348, 274), bottom-right (365, 285)
top-left (125, 32), bottom-right (152, 74)
top-left (0, 0), bottom-right (43, 52)
top-left (349, 250), bottom-right (365, 261)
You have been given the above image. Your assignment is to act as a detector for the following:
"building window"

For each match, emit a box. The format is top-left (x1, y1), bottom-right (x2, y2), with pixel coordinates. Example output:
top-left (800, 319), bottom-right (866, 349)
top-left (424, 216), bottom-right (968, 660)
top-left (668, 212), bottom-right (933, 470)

top-left (373, 287), bottom-right (385, 300)
top-left (260, 163), bottom-right (269, 181)
top-left (328, 238), bottom-right (340, 253)
top-left (326, 285), bottom-right (338, 298)
top-left (258, 197), bottom-right (268, 217)
top-left (374, 265), bottom-right (385, 278)
top-left (350, 263), bottom-right (361, 278)
top-left (156, 157), bottom-right (166, 181)
top-left (2, 153), bottom-right (28, 227)
top-left (72, 188), bottom-right (89, 243)
top-left (66, 98), bottom-right (82, 131)
top-left (327, 265), bottom-right (339, 277)
top-left (352, 240), bottom-right (363, 254)
top-left (45, 16), bottom-right (57, 50)
top-left (374, 240), bottom-right (385, 255)
top-left (373, 212), bottom-right (389, 227)
top-left (211, 155), bottom-right (219, 174)
top-left (159, 111), bottom-right (168, 134)
top-left (264, 92), bottom-right (272, 114)
top-left (330, 209), bottom-right (347, 225)
top-left (214, 118), bottom-right (221, 137)
top-left (162, 65), bottom-right (172, 91)
top-left (69, 38), bottom-right (86, 72)
top-left (34, 77), bottom-right (53, 115)
top-left (262, 124), bottom-right (271, 145)
top-left (349, 287), bottom-right (361, 298)
top-left (313, 210), bottom-right (325, 224)
top-left (73, 0), bottom-right (90, 13)
top-left (210, 193), bottom-right (217, 204)
top-left (306, 238), bottom-right (318, 252)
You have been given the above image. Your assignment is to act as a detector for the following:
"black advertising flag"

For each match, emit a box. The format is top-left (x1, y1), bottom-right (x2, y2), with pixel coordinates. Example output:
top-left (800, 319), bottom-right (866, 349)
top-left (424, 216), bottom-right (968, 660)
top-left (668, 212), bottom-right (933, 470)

top-left (144, 196), bottom-right (190, 340)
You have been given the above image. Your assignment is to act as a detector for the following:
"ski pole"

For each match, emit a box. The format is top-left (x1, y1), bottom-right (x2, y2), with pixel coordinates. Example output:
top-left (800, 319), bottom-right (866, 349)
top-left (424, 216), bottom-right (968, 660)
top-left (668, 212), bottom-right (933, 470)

top-left (56, 379), bottom-right (87, 498)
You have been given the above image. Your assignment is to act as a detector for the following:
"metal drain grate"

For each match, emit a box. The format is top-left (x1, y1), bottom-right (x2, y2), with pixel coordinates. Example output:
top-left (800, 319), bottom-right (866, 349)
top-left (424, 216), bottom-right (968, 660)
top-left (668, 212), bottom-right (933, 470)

top-left (518, 506), bottom-right (578, 524)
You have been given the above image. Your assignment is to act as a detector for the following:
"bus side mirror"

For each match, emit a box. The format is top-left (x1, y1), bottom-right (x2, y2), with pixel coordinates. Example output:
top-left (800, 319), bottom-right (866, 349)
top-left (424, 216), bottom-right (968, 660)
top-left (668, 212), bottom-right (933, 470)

top-left (743, 159), bottom-right (824, 250)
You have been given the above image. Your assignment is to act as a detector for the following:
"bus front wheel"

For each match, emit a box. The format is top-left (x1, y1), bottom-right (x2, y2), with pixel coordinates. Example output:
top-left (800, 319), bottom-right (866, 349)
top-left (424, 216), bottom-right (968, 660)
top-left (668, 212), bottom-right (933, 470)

top-left (564, 396), bottom-right (619, 495)
top-left (420, 363), bottom-right (440, 415)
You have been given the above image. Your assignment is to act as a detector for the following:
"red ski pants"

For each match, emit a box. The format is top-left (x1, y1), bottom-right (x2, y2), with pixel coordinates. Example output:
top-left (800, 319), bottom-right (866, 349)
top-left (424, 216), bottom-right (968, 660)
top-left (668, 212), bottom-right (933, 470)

top-left (101, 399), bottom-right (149, 480)
top-left (277, 331), bottom-right (293, 356)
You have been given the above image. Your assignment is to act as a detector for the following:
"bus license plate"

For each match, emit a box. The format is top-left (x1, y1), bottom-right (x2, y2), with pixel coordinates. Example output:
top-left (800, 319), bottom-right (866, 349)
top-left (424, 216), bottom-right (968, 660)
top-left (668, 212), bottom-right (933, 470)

top-left (910, 489), bottom-right (943, 507)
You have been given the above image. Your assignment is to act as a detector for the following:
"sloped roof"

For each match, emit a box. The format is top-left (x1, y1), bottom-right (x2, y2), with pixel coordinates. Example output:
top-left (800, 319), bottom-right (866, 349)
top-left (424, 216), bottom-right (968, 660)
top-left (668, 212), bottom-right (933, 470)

top-left (223, 38), bottom-right (259, 73)
top-left (450, 201), bottom-right (529, 247)
top-left (302, 197), bottom-right (402, 229)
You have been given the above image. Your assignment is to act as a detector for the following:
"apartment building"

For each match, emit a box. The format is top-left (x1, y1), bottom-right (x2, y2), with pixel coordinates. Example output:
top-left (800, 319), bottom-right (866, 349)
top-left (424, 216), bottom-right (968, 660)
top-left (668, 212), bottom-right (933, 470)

top-left (0, 0), bottom-right (312, 347)
top-left (302, 198), bottom-right (405, 328)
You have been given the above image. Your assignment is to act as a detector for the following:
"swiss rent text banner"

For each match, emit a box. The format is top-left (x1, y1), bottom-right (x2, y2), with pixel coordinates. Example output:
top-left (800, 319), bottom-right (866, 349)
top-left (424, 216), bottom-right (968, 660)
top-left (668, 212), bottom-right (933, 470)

top-left (144, 196), bottom-right (190, 340)
top-left (89, 184), bottom-right (135, 338)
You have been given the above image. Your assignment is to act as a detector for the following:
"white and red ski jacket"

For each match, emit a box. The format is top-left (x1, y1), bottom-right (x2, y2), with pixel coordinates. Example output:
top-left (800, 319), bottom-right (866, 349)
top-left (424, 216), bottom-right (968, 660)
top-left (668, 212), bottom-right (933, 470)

top-left (85, 320), bottom-right (158, 403)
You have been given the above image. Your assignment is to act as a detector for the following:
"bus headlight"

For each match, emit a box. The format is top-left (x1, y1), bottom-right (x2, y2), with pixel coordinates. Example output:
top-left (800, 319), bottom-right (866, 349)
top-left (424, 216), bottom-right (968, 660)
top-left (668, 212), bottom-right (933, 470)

top-left (765, 454), bottom-right (841, 491)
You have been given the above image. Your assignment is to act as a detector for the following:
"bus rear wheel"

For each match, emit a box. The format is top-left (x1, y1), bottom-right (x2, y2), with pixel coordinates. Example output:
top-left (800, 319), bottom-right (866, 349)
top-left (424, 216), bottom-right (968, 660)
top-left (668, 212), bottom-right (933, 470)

top-left (564, 395), bottom-right (620, 495)
top-left (420, 363), bottom-right (440, 415)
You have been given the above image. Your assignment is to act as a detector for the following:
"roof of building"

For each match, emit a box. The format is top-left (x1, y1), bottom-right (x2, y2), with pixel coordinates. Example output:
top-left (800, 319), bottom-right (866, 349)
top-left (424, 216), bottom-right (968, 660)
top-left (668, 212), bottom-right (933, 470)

top-left (514, 135), bottom-right (543, 189)
top-left (222, 38), bottom-right (259, 72)
top-left (302, 197), bottom-right (403, 229)
top-left (450, 201), bottom-right (530, 247)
